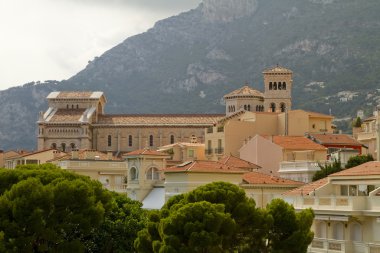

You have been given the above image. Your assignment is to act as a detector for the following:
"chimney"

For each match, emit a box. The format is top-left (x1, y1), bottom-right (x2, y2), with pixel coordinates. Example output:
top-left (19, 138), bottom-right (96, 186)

top-left (85, 150), bottom-right (95, 160)
top-left (71, 149), bottom-right (79, 160)
top-left (107, 151), bottom-right (113, 160)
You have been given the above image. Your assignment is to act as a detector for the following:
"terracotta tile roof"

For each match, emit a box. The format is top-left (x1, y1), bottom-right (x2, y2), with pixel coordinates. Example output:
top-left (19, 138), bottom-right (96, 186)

top-left (52, 150), bottom-right (122, 161)
top-left (96, 114), bottom-right (223, 126)
top-left (224, 86), bottom-right (264, 99)
top-left (243, 172), bottom-right (304, 186)
top-left (124, 149), bottom-right (169, 157)
top-left (309, 133), bottom-right (362, 146)
top-left (218, 155), bottom-right (261, 170)
top-left (262, 65), bottom-right (293, 74)
top-left (6, 149), bottom-right (59, 159)
top-left (271, 136), bottom-right (327, 150)
top-left (329, 161), bottom-right (380, 177)
top-left (162, 160), bottom-right (248, 174)
top-left (158, 142), bottom-right (204, 150)
top-left (48, 109), bottom-right (86, 123)
top-left (56, 92), bottom-right (94, 99)
top-left (283, 178), bottom-right (328, 196)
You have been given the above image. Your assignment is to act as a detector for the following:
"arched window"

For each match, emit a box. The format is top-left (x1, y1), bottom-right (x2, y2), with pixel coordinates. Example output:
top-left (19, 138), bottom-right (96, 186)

top-left (333, 223), bottom-right (344, 240)
top-left (270, 103), bottom-right (276, 112)
top-left (70, 143), bottom-right (76, 149)
top-left (51, 143), bottom-right (57, 149)
top-left (269, 82), bottom-right (273, 90)
top-left (66, 104), bottom-right (69, 109)
top-left (350, 223), bottom-right (362, 241)
top-left (278, 83), bottom-right (282, 90)
top-left (149, 135), bottom-right (154, 146)
top-left (146, 167), bottom-right (159, 180)
top-left (256, 105), bottom-right (259, 111)
top-left (280, 103), bottom-right (286, 112)
top-left (273, 82), bottom-right (277, 90)
top-left (72, 105), bottom-right (74, 109)
top-left (247, 105), bottom-right (251, 111)
top-left (130, 167), bottom-right (137, 180)
top-left (108, 135), bottom-right (112, 147)
top-left (61, 143), bottom-right (66, 152)
top-left (233, 106), bottom-right (235, 112)
top-left (128, 135), bottom-right (133, 147)
top-left (170, 135), bottom-right (175, 144)
top-left (283, 82), bottom-right (287, 90)
top-left (261, 105), bottom-right (264, 112)
top-left (76, 104), bottom-right (79, 109)
top-left (244, 105), bottom-right (247, 110)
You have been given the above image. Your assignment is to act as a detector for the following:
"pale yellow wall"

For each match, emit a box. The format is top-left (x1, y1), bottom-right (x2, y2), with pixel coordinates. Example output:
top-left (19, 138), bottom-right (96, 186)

top-left (243, 186), bottom-right (298, 208)
top-left (283, 149), bottom-right (327, 162)
top-left (6, 150), bottom-right (61, 169)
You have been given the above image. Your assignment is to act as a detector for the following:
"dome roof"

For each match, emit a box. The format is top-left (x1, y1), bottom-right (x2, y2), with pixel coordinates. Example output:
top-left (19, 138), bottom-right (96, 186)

top-left (224, 86), bottom-right (264, 99)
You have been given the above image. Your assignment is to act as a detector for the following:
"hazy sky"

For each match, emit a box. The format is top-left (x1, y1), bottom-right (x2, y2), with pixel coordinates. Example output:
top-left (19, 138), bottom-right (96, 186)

top-left (0, 0), bottom-right (201, 90)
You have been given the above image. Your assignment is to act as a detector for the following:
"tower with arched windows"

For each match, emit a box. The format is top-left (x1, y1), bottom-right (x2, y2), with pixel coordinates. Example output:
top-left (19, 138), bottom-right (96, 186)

top-left (263, 66), bottom-right (293, 112)
top-left (224, 85), bottom-right (265, 116)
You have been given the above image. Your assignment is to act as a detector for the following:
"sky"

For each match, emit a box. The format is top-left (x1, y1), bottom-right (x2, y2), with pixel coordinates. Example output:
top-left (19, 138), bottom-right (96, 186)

top-left (0, 0), bottom-right (201, 90)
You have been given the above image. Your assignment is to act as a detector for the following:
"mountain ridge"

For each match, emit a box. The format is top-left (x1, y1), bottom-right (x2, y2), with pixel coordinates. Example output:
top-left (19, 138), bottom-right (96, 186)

top-left (1, 0), bottom-right (380, 150)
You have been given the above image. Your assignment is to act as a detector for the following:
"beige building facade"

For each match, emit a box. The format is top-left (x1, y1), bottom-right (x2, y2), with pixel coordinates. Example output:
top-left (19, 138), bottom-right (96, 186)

top-left (284, 161), bottom-right (380, 253)
top-left (5, 149), bottom-right (64, 169)
top-left (37, 91), bottom-right (223, 153)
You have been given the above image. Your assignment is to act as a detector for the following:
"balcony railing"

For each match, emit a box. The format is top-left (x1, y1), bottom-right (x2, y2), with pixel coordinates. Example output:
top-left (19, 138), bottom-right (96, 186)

top-left (279, 161), bottom-right (324, 172)
top-left (310, 238), bottom-right (380, 253)
top-left (205, 149), bottom-right (213, 155)
top-left (214, 148), bottom-right (224, 155)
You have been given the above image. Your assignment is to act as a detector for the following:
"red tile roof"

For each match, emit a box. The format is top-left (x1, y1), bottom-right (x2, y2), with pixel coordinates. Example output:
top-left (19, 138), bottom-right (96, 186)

top-left (50, 150), bottom-right (122, 161)
top-left (162, 160), bottom-right (248, 174)
top-left (309, 133), bottom-right (362, 146)
top-left (271, 136), bottom-right (327, 150)
top-left (124, 149), bottom-right (169, 157)
top-left (218, 155), bottom-right (261, 170)
top-left (283, 178), bottom-right (328, 196)
top-left (329, 161), bottom-right (380, 177)
top-left (243, 172), bottom-right (304, 186)
top-left (96, 114), bottom-right (223, 126)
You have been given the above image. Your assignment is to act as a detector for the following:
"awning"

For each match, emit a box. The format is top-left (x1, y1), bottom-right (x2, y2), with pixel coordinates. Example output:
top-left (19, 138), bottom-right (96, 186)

top-left (142, 187), bottom-right (165, 210)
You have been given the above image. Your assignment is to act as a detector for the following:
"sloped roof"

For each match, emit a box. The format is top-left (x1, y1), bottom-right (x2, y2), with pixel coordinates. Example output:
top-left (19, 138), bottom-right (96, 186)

top-left (96, 114), bottom-right (223, 126)
top-left (363, 116), bottom-right (376, 122)
top-left (50, 150), bottom-right (122, 161)
top-left (262, 65), bottom-right (293, 74)
top-left (162, 160), bottom-right (248, 174)
top-left (243, 172), bottom-right (304, 186)
top-left (218, 155), bottom-right (261, 170)
top-left (47, 91), bottom-right (104, 99)
top-left (271, 136), bottom-right (327, 151)
top-left (124, 149), bottom-right (169, 157)
top-left (158, 142), bottom-right (204, 151)
top-left (224, 86), bottom-right (264, 99)
top-left (48, 109), bottom-right (86, 123)
top-left (283, 178), bottom-right (328, 196)
top-left (310, 133), bottom-right (362, 146)
top-left (329, 161), bottom-right (380, 177)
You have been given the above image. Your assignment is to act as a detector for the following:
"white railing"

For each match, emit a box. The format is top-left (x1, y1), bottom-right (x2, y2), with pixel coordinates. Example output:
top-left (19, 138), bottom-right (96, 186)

top-left (105, 184), bottom-right (127, 192)
top-left (279, 161), bottom-right (323, 172)
top-left (309, 238), bottom-right (380, 253)
top-left (290, 196), bottom-right (368, 211)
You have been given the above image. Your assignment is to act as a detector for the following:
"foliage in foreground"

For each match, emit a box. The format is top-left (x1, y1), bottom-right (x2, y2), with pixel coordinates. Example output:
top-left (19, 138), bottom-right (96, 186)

top-left (134, 182), bottom-right (314, 253)
top-left (0, 164), bottom-right (146, 253)
top-left (345, 154), bottom-right (374, 169)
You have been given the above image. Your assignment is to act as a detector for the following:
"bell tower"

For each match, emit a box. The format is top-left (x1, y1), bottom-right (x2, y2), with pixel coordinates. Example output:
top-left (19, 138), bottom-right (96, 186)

top-left (263, 66), bottom-right (292, 113)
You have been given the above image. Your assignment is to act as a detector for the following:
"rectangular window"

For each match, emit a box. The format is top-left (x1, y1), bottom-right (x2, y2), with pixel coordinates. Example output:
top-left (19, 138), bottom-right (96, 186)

top-left (207, 127), bottom-right (213, 133)
top-left (340, 185), bottom-right (348, 196)
top-left (217, 126), bottom-right (224, 132)
top-left (128, 135), bottom-right (133, 147)
top-left (108, 135), bottom-right (112, 147)
top-left (188, 149), bottom-right (194, 158)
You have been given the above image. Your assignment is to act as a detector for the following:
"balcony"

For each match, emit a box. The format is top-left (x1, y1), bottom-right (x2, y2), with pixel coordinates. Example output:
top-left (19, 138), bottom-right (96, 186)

top-left (105, 184), bottom-right (127, 193)
top-left (214, 148), bottom-right (224, 155)
top-left (356, 132), bottom-right (376, 141)
top-left (279, 161), bottom-right (323, 173)
top-left (205, 149), bottom-right (213, 155)
top-left (309, 238), bottom-right (380, 253)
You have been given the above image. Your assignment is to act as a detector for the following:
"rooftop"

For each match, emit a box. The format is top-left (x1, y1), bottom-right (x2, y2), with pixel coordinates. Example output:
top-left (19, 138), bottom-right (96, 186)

top-left (243, 172), bottom-right (304, 186)
top-left (262, 65), bottom-right (293, 74)
top-left (123, 149), bottom-right (169, 157)
top-left (47, 91), bottom-right (104, 100)
top-left (50, 150), bottom-right (122, 161)
top-left (330, 161), bottom-right (380, 177)
top-left (48, 109), bottom-right (86, 123)
top-left (162, 160), bottom-right (248, 174)
top-left (96, 114), bottom-right (223, 126)
top-left (218, 155), bottom-right (261, 170)
top-left (283, 178), bottom-right (328, 196)
top-left (270, 136), bottom-right (327, 151)
top-left (224, 85), bottom-right (264, 99)
top-left (309, 133), bottom-right (362, 146)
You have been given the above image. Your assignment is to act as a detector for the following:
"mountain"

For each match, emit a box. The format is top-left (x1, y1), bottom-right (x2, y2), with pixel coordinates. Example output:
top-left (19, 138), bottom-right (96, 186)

top-left (1, 0), bottom-right (380, 150)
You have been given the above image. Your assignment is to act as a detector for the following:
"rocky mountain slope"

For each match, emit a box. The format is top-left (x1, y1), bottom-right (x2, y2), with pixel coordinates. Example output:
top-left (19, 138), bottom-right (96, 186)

top-left (1, 0), bottom-right (380, 150)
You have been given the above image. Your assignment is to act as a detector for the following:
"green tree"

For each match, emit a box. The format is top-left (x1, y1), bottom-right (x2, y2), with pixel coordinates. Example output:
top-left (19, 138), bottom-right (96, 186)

top-left (135, 182), bottom-right (313, 253)
top-left (312, 159), bottom-right (342, 181)
top-left (352, 117), bottom-right (362, 128)
top-left (0, 164), bottom-right (145, 253)
top-left (266, 199), bottom-right (314, 253)
top-left (345, 154), bottom-right (374, 169)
